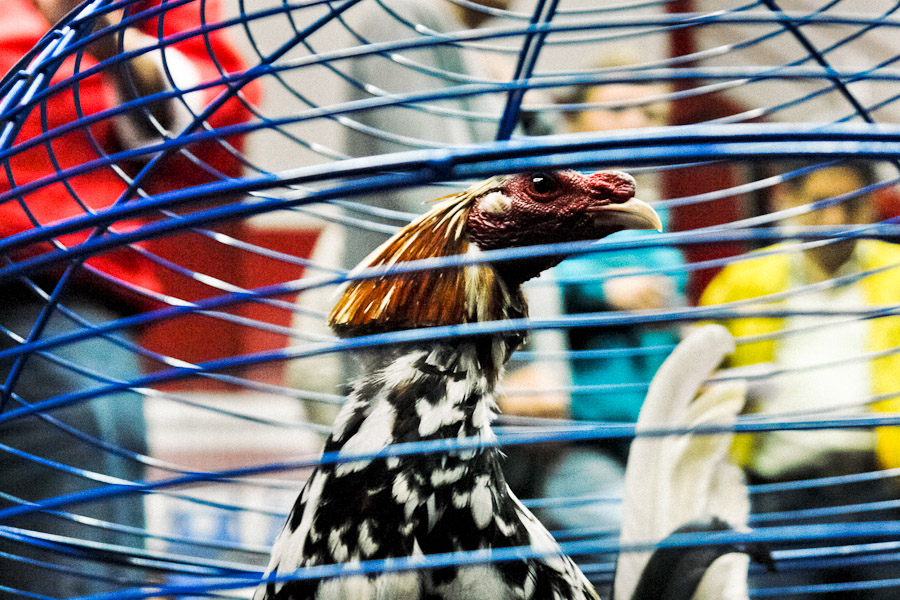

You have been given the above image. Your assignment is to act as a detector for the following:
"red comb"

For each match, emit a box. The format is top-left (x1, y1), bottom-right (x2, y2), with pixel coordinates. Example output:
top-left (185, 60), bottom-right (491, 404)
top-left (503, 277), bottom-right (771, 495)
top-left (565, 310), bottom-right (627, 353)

top-left (586, 171), bottom-right (636, 202)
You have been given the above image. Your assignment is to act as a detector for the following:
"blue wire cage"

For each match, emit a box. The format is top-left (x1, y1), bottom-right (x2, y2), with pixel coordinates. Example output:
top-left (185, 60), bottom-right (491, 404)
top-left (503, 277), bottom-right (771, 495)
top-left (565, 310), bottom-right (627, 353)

top-left (3, 0), bottom-right (900, 598)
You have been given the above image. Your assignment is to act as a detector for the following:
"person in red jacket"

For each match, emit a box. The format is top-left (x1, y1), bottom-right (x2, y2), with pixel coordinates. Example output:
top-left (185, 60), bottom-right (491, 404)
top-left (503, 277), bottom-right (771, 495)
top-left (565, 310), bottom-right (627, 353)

top-left (0, 1), bottom-right (259, 594)
top-left (1, 0), bottom-right (258, 301)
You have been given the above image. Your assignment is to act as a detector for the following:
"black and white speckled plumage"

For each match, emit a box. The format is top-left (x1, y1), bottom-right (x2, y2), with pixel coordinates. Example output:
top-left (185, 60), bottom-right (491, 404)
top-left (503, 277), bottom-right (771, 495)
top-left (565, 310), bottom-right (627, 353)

top-left (256, 340), bottom-right (597, 599)
top-left (254, 171), bottom-right (660, 599)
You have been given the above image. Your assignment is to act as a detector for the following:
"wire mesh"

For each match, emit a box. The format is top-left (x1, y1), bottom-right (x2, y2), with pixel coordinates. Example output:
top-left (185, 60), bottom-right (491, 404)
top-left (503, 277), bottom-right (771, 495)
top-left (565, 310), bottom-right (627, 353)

top-left (2, 0), bottom-right (900, 598)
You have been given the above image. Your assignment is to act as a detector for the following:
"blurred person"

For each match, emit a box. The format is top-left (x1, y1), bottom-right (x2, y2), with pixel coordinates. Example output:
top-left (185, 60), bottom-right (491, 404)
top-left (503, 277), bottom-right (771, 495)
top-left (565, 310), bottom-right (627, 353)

top-left (554, 65), bottom-right (685, 427)
top-left (699, 162), bottom-right (900, 599)
top-left (0, 0), bottom-right (258, 594)
top-left (291, 0), bottom-right (514, 426)
top-left (500, 59), bottom-right (687, 575)
top-left (340, 0), bottom-right (513, 269)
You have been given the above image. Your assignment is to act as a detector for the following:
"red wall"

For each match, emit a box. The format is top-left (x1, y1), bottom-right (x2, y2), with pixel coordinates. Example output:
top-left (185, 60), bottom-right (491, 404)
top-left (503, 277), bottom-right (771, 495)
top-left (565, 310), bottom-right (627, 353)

top-left (140, 223), bottom-right (321, 390)
top-left (665, 0), bottom-right (749, 304)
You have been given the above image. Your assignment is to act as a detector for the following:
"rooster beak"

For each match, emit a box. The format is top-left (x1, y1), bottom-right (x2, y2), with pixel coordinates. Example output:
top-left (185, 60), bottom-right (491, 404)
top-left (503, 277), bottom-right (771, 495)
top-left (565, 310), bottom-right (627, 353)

top-left (593, 197), bottom-right (663, 232)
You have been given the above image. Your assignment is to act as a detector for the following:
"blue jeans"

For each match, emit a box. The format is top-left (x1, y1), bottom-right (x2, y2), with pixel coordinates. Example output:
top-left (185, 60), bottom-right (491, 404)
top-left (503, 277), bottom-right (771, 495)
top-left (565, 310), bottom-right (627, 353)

top-left (539, 446), bottom-right (625, 536)
top-left (0, 287), bottom-right (147, 596)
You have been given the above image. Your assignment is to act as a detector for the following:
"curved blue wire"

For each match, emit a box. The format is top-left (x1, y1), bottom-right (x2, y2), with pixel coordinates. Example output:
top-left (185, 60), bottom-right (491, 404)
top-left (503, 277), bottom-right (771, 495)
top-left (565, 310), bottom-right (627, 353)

top-left (5, 2), bottom-right (900, 596)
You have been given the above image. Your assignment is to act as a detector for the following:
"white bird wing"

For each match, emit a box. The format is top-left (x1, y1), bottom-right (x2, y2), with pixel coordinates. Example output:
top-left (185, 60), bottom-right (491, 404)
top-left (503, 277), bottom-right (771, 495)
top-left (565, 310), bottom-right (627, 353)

top-left (614, 324), bottom-right (750, 600)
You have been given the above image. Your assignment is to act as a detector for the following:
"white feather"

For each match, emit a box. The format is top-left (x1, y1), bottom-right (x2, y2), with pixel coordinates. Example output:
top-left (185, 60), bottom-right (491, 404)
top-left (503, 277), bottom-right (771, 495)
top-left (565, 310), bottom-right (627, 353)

top-left (479, 191), bottom-right (512, 215)
top-left (379, 350), bottom-right (427, 389)
top-left (316, 571), bottom-right (375, 600)
top-left (264, 471), bottom-right (327, 594)
top-left (470, 475), bottom-right (494, 530)
top-left (417, 396), bottom-right (466, 437)
top-left (471, 393), bottom-right (498, 431)
top-left (330, 395), bottom-right (365, 442)
top-left (452, 490), bottom-right (470, 509)
top-left (328, 524), bottom-right (350, 562)
top-left (509, 489), bottom-right (586, 586)
top-left (392, 471), bottom-right (420, 521)
top-left (431, 566), bottom-right (515, 600)
top-left (336, 399), bottom-right (396, 475)
top-left (373, 571), bottom-right (423, 598)
top-left (426, 493), bottom-right (439, 531)
top-left (691, 545), bottom-right (752, 600)
top-left (430, 463), bottom-right (467, 486)
top-left (358, 519), bottom-right (380, 557)
top-left (614, 325), bottom-right (750, 600)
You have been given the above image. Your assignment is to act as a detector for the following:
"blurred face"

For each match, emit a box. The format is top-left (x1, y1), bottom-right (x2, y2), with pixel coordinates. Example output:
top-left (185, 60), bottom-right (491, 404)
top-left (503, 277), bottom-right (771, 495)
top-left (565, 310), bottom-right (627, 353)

top-left (777, 166), bottom-right (874, 227)
top-left (567, 83), bottom-right (670, 133)
top-left (453, 0), bottom-right (511, 27)
top-left (468, 0), bottom-right (511, 8)
top-left (31, 0), bottom-right (58, 21)
top-left (31, 0), bottom-right (73, 24)
top-left (775, 166), bottom-right (875, 275)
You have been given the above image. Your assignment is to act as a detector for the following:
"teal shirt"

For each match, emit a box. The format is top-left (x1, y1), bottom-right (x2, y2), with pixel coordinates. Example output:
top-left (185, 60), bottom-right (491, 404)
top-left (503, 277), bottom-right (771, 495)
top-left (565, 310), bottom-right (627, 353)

top-left (554, 224), bottom-right (686, 423)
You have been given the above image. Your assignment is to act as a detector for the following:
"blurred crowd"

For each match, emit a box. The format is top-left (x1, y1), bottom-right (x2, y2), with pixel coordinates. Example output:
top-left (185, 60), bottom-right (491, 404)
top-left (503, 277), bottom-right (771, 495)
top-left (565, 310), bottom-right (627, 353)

top-left (4, 0), bottom-right (900, 597)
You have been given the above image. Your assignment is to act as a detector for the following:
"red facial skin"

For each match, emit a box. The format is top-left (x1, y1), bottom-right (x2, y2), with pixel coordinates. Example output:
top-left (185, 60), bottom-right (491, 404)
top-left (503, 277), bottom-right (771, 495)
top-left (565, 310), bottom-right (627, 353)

top-left (465, 170), bottom-right (650, 284)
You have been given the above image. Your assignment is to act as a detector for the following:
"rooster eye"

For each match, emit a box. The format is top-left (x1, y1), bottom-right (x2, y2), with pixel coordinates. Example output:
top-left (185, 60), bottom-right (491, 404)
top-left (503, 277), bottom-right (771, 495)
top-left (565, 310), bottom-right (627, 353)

top-left (528, 172), bottom-right (557, 198)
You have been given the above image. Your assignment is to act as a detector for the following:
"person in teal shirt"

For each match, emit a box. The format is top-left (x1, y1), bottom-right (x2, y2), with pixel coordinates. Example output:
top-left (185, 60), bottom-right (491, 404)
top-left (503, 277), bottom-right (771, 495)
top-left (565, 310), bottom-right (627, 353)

top-left (538, 203), bottom-right (686, 542)
top-left (557, 205), bottom-right (687, 425)
top-left (503, 71), bottom-right (687, 584)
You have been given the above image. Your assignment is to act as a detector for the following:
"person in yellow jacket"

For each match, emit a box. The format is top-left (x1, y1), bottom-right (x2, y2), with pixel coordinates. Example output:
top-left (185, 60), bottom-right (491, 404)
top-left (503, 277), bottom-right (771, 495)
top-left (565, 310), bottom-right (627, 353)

top-left (699, 162), bottom-right (900, 598)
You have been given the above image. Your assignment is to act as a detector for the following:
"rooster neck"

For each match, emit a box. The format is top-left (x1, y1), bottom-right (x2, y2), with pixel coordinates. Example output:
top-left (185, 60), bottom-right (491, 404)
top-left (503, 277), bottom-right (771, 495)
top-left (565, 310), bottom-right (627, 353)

top-left (329, 255), bottom-right (530, 337)
top-left (492, 255), bottom-right (566, 289)
top-left (328, 340), bottom-right (508, 458)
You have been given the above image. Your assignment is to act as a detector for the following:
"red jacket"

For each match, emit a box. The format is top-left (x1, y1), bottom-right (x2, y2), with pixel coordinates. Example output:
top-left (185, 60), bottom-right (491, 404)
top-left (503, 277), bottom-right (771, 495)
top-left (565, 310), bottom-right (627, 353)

top-left (0, 0), bottom-right (260, 307)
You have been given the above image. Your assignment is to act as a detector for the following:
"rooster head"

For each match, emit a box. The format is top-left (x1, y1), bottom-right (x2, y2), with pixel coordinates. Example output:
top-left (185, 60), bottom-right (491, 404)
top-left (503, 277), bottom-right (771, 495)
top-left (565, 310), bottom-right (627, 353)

top-left (329, 169), bottom-right (661, 336)
top-left (466, 170), bottom-right (659, 252)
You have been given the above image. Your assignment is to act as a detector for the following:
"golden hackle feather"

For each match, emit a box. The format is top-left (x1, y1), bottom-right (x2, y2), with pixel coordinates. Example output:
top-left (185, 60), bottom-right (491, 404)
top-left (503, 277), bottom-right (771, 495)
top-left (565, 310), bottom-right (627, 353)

top-left (328, 177), bottom-right (511, 333)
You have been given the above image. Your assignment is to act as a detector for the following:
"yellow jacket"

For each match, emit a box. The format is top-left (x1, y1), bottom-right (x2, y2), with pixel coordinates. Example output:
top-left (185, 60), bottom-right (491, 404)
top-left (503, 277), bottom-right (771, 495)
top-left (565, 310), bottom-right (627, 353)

top-left (698, 240), bottom-right (900, 470)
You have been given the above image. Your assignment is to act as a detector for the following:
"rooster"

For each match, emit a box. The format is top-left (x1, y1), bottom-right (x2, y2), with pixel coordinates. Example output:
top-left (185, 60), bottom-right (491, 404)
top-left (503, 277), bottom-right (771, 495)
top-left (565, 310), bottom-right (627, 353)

top-left (253, 170), bottom-right (744, 599)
